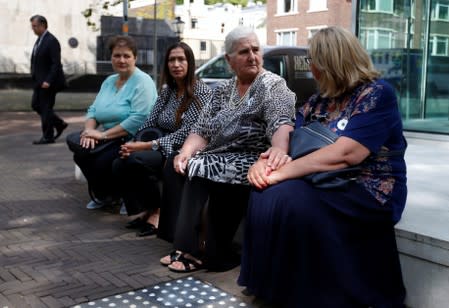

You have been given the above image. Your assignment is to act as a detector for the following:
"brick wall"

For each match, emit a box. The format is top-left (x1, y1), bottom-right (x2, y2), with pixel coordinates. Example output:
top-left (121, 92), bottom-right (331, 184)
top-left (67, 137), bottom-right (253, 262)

top-left (267, 0), bottom-right (352, 46)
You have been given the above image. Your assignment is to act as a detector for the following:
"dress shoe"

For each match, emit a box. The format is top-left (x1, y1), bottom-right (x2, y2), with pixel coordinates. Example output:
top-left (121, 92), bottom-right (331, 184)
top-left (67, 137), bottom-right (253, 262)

top-left (137, 223), bottom-right (158, 237)
top-left (55, 122), bottom-right (68, 140)
top-left (32, 137), bottom-right (55, 145)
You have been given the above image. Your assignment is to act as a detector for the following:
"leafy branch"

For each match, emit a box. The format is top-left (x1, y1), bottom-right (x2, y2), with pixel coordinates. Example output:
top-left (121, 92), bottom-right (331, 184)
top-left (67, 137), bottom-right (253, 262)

top-left (82, 0), bottom-right (136, 31)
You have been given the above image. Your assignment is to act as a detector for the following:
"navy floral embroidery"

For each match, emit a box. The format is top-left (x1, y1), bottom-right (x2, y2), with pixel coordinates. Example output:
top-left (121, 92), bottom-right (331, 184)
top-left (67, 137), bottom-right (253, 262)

top-left (300, 81), bottom-right (401, 205)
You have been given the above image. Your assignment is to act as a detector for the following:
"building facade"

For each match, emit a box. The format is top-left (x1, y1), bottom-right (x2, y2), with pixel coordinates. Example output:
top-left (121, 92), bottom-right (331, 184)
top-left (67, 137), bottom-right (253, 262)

top-left (176, 0), bottom-right (267, 67)
top-left (267, 0), bottom-right (352, 46)
top-left (267, 0), bottom-right (449, 134)
top-left (0, 0), bottom-right (98, 75)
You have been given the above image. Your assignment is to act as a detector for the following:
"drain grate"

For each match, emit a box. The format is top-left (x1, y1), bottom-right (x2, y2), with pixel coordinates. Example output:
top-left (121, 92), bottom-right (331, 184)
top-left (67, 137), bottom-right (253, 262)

top-left (73, 276), bottom-right (253, 308)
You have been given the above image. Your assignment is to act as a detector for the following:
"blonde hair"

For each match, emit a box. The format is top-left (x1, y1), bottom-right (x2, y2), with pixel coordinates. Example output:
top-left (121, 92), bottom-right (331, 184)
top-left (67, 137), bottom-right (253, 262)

top-left (309, 26), bottom-right (379, 98)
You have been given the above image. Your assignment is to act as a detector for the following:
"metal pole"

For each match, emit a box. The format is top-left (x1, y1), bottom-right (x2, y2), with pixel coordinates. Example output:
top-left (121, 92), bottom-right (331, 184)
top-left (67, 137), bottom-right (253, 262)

top-left (351, 0), bottom-right (359, 35)
top-left (153, 0), bottom-right (158, 84)
top-left (122, 0), bottom-right (129, 35)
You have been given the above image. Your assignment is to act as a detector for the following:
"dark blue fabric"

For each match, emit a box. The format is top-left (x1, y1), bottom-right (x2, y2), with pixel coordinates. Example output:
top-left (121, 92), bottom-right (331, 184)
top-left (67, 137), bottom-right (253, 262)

top-left (238, 179), bottom-right (406, 307)
top-left (295, 79), bottom-right (407, 223)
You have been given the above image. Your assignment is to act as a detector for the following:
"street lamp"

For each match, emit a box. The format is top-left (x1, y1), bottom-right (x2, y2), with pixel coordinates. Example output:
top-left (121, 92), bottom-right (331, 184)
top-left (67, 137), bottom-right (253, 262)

top-left (173, 16), bottom-right (185, 41)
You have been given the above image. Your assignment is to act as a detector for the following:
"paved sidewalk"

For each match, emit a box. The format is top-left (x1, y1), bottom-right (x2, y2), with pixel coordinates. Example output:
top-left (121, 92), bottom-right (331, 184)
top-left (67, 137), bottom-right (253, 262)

top-left (0, 111), bottom-right (251, 308)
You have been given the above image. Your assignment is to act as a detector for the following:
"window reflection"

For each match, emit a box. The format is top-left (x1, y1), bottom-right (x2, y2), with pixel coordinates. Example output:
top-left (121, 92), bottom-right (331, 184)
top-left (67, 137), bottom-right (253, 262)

top-left (358, 0), bottom-right (449, 133)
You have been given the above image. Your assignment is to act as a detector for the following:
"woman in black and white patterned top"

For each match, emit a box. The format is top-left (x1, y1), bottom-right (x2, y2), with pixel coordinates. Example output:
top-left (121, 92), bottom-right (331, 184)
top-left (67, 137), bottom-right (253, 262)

top-left (112, 42), bottom-right (212, 237)
top-left (159, 26), bottom-right (296, 272)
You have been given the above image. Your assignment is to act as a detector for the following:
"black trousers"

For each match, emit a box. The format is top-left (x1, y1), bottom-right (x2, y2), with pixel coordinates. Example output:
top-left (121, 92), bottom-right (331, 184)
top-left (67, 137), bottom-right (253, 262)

top-left (31, 86), bottom-right (65, 140)
top-left (160, 158), bottom-right (250, 270)
top-left (158, 154), bottom-right (185, 242)
top-left (74, 142), bottom-right (122, 201)
top-left (112, 150), bottom-right (165, 216)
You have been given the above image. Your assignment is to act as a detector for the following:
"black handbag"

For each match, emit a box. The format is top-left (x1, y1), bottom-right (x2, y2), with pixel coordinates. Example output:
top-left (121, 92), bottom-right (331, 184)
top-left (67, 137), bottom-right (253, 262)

top-left (66, 131), bottom-right (124, 158)
top-left (288, 121), bottom-right (361, 189)
top-left (134, 127), bottom-right (167, 142)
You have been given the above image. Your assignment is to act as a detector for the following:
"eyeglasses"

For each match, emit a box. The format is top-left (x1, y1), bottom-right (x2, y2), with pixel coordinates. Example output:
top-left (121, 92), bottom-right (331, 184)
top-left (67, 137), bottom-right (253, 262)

top-left (305, 57), bottom-right (312, 65)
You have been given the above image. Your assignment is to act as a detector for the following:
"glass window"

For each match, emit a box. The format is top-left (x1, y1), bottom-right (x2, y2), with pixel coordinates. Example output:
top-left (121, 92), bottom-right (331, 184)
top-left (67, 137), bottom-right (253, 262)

top-left (276, 31), bottom-right (297, 46)
top-left (359, 28), bottom-right (394, 49)
top-left (432, 2), bottom-right (449, 20)
top-left (197, 56), bottom-right (233, 79)
top-left (430, 35), bottom-right (449, 56)
top-left (359, 0), bottom-right (449, 134)
top-left (263, 55), bottom-right (286, 78)
top-left (277, 0), bottom-right (297, 14)
top-left (191, 18), bottom-right (198, 29)
top-left (309, 0), bottom-right (327, 11)
top-left (361, 0), bottom-right (393, 13)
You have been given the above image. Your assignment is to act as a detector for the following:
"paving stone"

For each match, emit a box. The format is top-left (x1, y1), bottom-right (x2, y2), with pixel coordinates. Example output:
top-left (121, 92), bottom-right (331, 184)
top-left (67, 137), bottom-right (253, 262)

top-left (0, 111), bottom-right (252, 308)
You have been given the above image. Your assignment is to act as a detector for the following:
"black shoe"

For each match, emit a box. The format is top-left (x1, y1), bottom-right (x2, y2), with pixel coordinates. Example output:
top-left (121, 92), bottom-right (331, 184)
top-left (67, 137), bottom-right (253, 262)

top-left (55, 122), bottom-right (68, 140)
top-left (125, 217), bottom-right (145, 229)
top-left (32, 137), bottom-right (55, 145)
top-left (137, 223), bottom-right (157, 237)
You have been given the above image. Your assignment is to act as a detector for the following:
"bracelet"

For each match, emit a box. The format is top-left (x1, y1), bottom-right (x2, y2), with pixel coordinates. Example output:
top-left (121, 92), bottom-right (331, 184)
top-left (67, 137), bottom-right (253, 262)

top-left (101, 132), bottom-right (108, 140)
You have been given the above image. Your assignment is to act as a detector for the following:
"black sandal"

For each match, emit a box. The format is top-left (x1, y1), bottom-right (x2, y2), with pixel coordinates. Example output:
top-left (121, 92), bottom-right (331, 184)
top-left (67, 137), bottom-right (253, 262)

top-left (160, 250), bottom-right (182, 266)
top-left (168, 254), bottom-right (203, 273)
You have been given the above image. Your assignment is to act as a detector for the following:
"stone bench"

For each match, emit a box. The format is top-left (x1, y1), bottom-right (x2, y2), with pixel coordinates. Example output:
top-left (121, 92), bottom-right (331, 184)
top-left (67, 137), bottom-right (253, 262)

top-left (396, 132), bottom-right (449, 308)
top-left (73, 132), bottom-right (449, 307)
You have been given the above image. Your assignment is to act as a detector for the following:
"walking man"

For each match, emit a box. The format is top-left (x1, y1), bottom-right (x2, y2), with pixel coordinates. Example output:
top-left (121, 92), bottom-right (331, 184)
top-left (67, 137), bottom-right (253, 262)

top-left (30, 15), bottom-right (68, 144)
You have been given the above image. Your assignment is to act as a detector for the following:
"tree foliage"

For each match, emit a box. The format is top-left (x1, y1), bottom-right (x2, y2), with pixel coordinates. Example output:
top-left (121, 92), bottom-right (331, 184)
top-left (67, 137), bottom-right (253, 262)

top-left (82, 0), bottom-right (136, 31)
top-left (83, 0), bottom-right (265, 30)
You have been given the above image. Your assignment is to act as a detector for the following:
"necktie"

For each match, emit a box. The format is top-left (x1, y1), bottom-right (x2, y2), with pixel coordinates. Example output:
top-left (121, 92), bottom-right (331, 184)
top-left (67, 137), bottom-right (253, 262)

top-left (32, 37), bottom-right (41, 55)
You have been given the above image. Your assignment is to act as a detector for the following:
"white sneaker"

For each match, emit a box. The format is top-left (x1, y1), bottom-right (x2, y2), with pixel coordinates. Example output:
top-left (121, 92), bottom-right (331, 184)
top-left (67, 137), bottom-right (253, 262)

top-left (86, 200), bottom-right (105, 210)
top-left (119, 203), bottom-right (127, 215)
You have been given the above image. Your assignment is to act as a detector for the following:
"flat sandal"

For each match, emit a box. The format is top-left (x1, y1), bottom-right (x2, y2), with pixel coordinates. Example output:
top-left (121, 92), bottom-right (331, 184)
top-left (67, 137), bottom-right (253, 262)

top-left (168, 254), bottom-right (203, 273)
top-left (160, 250), bottom-right (182, 266)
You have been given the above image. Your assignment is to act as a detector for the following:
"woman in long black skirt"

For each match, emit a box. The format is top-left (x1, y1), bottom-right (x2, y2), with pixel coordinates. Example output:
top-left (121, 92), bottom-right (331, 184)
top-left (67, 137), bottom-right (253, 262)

top-left (238, 26), bottom-right (407, 307)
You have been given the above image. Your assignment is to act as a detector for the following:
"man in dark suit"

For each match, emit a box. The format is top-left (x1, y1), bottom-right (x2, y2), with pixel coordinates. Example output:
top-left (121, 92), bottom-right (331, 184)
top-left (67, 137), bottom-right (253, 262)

top-left (30, 15), bottom-right (68, 144)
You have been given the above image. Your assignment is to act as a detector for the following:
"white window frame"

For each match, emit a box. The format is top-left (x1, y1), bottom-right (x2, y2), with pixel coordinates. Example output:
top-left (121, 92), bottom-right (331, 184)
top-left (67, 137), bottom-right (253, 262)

top-left (359, 27), bottom-right (395, 49)
top-left (275, 29), bottom-right (298, 46)
top-left (429, 35), bottom-right (449, 56)
top-left (276, 0), bottom-right (298, 15)
top-left (431, 2), bottom-right (449, 21)
top-left (308, 0), bottom-right (328, 12)
top-left (307, 25), bottom-right (327, 39)
top-left (361, 0), bottom-right (394, 14)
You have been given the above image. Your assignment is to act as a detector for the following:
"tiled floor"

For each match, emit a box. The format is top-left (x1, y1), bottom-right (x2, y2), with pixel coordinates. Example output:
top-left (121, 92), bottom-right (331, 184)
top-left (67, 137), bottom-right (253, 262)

top-left (73, 276), bottom-right (253, 308)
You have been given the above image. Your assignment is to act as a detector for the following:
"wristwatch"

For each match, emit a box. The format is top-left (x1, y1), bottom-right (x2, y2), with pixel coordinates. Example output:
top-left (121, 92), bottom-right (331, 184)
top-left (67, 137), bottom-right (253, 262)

top-left (151, 140), bottom-right (160, 151)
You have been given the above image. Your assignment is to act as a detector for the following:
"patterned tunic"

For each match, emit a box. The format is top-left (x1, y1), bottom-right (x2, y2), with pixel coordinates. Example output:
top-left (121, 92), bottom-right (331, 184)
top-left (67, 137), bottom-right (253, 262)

top-left (298, 79), bottom-right (407, 210)
top-left (139, 79), bottom-right (212, 157)
top-left (188, 71), bottom-right (296, 185)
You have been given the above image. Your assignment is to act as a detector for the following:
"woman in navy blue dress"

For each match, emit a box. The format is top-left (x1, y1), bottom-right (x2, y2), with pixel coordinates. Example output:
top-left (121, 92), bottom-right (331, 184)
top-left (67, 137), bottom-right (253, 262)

top-left (238, 26), bottom-right (407, 307)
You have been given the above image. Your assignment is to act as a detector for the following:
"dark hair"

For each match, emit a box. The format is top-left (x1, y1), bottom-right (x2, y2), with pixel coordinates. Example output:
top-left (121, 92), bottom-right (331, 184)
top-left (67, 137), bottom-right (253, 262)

top-left (160, 42), bottom-right (199, 127)
top-left (30, 15), bottom-right (48, 29)
top-left (107, 35), bottom-right (137, 58)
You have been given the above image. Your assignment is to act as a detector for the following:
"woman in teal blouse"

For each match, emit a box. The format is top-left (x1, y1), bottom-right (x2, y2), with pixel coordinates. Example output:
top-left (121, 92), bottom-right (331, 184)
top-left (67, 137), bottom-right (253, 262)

top-left (72, 35), bottom-right (157, 210)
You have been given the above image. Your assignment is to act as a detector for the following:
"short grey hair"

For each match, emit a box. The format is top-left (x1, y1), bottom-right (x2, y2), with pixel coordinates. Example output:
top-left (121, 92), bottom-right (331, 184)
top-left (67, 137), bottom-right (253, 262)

top-left (224, 26), bottom-right (260, 55)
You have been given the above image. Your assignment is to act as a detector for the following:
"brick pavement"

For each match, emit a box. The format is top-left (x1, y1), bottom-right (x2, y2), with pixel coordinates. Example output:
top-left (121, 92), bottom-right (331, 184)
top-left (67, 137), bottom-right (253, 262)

top-left (0, 111), bottom-right (252, 308)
